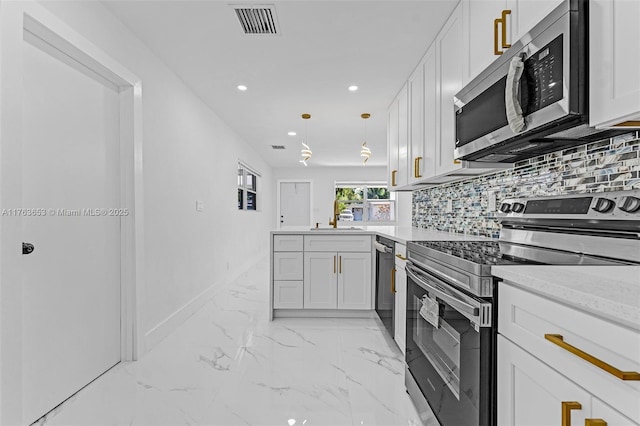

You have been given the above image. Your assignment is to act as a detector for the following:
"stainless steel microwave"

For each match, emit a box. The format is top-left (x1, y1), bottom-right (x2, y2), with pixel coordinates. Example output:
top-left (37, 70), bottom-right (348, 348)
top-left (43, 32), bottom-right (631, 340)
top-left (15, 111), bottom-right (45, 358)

top-left (454, 0), bottom-right (624, 163)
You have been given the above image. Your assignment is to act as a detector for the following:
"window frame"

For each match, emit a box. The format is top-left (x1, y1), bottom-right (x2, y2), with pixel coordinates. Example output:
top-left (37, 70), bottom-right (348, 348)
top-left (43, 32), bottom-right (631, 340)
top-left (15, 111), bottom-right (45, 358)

top-left (334, 181), bottom-right (396, 224)
top-left (238, 161), bottom-right (260, 212)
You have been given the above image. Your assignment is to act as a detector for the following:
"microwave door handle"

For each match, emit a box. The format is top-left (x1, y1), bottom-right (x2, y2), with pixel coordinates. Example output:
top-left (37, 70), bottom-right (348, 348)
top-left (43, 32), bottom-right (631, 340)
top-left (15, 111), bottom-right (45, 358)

top-left (505, 53), bottom-right (526, 134)
top-left (406, 264), bottom-right (479, 317)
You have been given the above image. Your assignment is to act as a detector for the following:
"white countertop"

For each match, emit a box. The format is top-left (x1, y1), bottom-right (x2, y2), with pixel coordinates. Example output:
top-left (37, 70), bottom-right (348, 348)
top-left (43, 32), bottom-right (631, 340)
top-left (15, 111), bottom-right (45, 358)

top-left (271, 225), bottom-right (493, 244)
top-left (493, 265), bottom-right (640, 331)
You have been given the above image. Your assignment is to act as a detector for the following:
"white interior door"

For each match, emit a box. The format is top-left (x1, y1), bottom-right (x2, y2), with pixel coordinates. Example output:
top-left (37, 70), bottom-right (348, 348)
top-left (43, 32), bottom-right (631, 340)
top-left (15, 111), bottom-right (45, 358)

top-left (279, 181), bottom-right (310, 228)
top-left (21, 33), bottom-right (122, 424)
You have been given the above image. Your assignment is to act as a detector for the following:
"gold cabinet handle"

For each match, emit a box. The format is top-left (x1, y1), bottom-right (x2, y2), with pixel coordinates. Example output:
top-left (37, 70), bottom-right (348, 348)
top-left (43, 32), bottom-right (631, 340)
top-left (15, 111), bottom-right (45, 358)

top-left (562, 401), bottom-right (582, 426)
top-left (585, 420), bottom-right (607, 426)
top-left (494, 18), bottom-right (503, 55)
top-left (545, 334), bottom-right (640, 381)
top-left (414, 157), bottom-right (423, 178)
top-left (339, 256), bottom-right (342, 274)
top-left (391, 268), bottom-right (396, 293)
top-left (391, 170), bottom-right (397, 186)
top-left (501, 10), bottom-right (511, 48)
top-left (395, 253), bottom-right (407, 261)
top-left (333, 255), bottom-right (336, 274)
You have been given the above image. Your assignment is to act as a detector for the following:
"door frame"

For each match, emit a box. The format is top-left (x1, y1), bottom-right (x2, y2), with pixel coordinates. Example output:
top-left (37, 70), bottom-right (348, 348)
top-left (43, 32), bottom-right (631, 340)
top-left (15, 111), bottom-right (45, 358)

top-left (276, 179), bottom-right (313, 229)
top-left (0, 3), bottom-right (145, 423)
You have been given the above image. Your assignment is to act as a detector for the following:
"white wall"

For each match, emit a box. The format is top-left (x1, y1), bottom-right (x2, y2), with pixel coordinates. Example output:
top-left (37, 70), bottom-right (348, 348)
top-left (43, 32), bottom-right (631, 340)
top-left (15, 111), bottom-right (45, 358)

top-left (273, 166), bottom-right (415, 226)
top-left (32, 1), bottom-right (275, 349)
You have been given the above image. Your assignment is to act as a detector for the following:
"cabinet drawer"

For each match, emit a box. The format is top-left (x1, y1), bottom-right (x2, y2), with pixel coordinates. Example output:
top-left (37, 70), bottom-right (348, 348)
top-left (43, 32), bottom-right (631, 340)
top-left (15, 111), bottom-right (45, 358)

top-left (273, 252), bottom-right (303, 280)
top-left (273, 235), bottom-right (303, 251)
top-left (304, 235), bottom-right (371, 252)
top-left (273, 281), bottom-right (303, 309)
top-left (499, 283), bottom-right (640, 422)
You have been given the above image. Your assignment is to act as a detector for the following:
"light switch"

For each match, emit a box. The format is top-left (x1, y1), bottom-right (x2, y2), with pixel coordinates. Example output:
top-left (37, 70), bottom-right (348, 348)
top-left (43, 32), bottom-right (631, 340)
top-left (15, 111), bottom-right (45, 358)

top-left (487, 191), bottom-right (497, 212)
top-left (196, 200), bottom-right (204, 212)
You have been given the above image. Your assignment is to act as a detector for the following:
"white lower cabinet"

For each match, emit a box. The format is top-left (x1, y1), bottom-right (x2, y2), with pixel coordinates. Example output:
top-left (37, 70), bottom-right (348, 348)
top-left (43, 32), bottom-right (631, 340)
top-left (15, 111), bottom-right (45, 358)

top-left (393, 243), bottom-right (407, 354)
top-left (272, 234), bottom-right (373, 315)
top-left (273, 252), bottom-right (303, 281)
top-left (498, 283), bottom-right (640, 425)
top-left (337, 252), bottom-right (372, 310)
top-left (304, 251), bottom-right (371, 310)
top-left (273, 281), bottom-right (303, 309)
top-left (303, 252), bottom-right (338, 309)
top-left (592, 397), bottom-right (637, 426)
top-left (497, 334), bottom-right (591, 426)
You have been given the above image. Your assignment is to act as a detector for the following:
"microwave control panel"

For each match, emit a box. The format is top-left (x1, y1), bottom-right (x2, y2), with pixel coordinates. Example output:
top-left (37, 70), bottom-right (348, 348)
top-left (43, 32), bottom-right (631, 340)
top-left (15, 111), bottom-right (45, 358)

top-left (523, 34), bottom-right (564, 114)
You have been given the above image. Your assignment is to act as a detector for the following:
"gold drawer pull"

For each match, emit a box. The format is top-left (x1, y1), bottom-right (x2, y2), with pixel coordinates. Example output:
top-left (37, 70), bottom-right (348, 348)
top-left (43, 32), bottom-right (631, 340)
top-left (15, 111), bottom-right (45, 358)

top-left (391, 170), bottom-right (397, 186)
top-left (545, 334), bottom-right (640, 381)
top-left (333, 255), bottom-right (336, 274)
top-left (562, 401), bottom-right (582, 426)
top-left (585, 420), bottom-right (607, 426)
top-left (501, 10), bottom-right (512, 48)
top-left (391, 268), bottom-right (396, 294)
top-left (395, 253), bottom-right (407, 261)
top-left (414, 157), bottom-right (423, 178)
top-left (494, 18), bottom-right (503, 55)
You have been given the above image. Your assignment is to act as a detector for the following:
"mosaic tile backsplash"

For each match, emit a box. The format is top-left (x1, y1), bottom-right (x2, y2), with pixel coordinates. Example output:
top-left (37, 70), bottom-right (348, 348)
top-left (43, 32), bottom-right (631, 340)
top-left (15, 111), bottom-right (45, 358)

top-left (412, 132), bottom-right (640, 238)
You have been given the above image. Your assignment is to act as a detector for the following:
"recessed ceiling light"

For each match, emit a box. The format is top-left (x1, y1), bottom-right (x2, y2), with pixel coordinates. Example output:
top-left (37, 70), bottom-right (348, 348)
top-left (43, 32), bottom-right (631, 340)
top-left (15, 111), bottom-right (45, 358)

top-left (237, 85), bottom-right (248, 91)
top-left (348, 85), bottom-right (359, 92)
top-left (287, 131), bottom-right (297, 136)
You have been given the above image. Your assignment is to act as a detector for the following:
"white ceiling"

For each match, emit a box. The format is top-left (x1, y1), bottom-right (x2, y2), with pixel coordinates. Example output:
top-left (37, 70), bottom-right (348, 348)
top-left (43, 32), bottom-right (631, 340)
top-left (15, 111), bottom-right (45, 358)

top-left (101, 0), bottom-right (458, 168)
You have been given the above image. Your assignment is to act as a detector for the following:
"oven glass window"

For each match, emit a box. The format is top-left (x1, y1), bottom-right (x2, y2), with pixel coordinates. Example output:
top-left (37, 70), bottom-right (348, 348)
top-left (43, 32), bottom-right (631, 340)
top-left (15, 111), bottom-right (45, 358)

top-left (413, 294), bottom-right (464, 399)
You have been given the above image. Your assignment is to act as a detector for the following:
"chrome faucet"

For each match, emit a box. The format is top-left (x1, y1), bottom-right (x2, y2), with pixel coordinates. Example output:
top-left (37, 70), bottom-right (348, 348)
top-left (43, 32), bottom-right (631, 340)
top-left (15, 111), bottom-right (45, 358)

top-left (328, 199), bottom-right (340, 228)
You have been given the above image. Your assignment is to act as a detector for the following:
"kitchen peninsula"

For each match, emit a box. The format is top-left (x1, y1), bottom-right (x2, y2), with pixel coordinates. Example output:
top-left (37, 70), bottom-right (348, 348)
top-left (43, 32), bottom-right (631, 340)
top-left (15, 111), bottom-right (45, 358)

top-left (269, 225), bottom-right (491, 320)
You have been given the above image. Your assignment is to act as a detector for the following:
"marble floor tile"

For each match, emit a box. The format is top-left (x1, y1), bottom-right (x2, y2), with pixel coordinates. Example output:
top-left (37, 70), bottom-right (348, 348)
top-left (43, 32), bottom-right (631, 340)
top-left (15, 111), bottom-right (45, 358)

top-left (38, 257), bottom-right (427, 426)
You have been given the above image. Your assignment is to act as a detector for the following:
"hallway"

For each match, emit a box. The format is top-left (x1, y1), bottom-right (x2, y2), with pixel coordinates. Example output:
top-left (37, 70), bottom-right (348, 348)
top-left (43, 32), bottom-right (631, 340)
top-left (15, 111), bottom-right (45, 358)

top-left (37, 257), bottom-right (425, 426)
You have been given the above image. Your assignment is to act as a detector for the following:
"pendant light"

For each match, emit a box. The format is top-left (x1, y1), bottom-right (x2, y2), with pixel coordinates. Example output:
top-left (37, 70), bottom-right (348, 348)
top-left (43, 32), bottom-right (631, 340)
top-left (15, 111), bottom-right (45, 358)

top-left (300, 113), bottom-right (312, 166)
top-left (360, 113), bottom-right (372, 165)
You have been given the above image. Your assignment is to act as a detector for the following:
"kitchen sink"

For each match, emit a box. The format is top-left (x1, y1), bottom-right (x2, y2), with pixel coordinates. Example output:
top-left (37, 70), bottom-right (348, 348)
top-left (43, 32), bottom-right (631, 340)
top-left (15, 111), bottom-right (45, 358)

top-left (309, 226), bottom-right (364, 231)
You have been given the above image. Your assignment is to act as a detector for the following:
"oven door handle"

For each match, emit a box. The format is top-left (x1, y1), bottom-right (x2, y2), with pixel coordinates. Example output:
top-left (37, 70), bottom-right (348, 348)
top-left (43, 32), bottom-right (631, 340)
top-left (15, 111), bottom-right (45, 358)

top-left (409, 257), bottom-right (471, 293)
top-left (406, 264), bottom-right (479, 318)
top-left (374, 241), bottom-right (393, 254)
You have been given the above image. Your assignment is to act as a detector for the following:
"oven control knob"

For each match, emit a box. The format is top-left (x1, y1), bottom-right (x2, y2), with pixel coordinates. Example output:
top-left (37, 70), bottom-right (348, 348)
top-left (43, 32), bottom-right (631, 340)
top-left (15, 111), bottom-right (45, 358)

top-left (592, 197), bottom-right (615, 213)
top-left (499, 202), bottom-right (512, 213)
top-left (618, 196), bottom-right (640, 213)
top-left (511, 202), bottom-right (525, 213)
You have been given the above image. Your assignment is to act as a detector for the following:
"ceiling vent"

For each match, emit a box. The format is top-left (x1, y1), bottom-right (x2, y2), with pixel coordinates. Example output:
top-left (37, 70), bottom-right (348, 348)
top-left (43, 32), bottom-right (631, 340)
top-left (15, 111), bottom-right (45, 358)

top-left (232, 5), bottom-right (280, 35)
top-left (271, 145), bottom-right (286, 150)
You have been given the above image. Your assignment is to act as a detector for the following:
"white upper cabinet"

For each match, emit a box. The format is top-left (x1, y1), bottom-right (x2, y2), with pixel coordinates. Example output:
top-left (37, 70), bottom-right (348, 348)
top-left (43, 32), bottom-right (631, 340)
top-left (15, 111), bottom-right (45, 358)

top-left (408, 62), bottom-right (424, 185)
top-left (387, 93), bottom-right (399, 188)
top-left (423, 46), bottom-right (438, 181)
top-left (506, 0), bottom-right (564, 44)
top-left (396, 85), bottom-right (409, 188)
top-left (462, 0), bottom-right (507, 84)
top-left (388, 83), bottom-right (409, 189)
top-left (462, 0), bottom-right (563, 85)
top-left (590, 0), bottom-right (640, 128)
top-left (435, 2), bottom-right (465, 176)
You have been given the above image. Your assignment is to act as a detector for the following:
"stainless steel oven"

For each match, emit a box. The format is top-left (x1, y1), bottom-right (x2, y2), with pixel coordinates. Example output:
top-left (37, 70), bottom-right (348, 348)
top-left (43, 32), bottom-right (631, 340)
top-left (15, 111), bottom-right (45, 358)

top-left (405, 189), bottom-right (640, 426)
top-left (405, 262), bottom-right (494, 426)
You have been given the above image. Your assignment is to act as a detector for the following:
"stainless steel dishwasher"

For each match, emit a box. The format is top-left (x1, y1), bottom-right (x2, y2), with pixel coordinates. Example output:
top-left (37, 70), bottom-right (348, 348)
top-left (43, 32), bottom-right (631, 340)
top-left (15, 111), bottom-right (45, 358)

top-left (374, 236), bottom-right (395, 337)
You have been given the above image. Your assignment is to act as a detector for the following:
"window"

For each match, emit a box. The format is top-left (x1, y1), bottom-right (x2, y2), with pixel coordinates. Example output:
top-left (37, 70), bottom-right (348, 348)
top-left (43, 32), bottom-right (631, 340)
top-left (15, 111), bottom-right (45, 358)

top-left (238, 162), bottom-right (260, 211)
top-left (335, 181), bottom-right (396, 223)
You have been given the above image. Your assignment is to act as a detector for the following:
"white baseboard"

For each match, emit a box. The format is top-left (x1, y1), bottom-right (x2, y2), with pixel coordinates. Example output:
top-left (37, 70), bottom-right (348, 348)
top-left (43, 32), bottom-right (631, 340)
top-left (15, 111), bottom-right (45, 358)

top-left (143, 252), bottom-right (267, 352)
